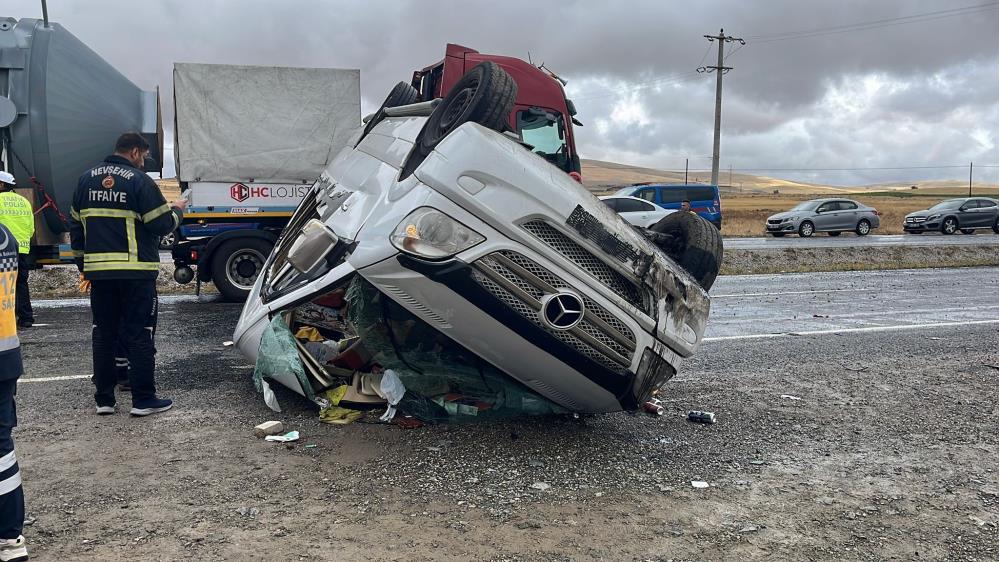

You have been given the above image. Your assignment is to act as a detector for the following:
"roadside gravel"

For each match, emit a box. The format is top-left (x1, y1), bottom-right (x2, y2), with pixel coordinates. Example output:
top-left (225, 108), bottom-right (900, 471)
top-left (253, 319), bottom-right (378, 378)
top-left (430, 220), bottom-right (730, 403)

top-left (13, 296), bottom-right (999, 561)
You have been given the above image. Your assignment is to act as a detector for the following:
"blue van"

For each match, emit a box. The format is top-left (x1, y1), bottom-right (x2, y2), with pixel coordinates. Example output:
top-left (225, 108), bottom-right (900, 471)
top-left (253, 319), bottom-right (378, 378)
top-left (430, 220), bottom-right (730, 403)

top-left (614, 183), bottom-right (722, 228)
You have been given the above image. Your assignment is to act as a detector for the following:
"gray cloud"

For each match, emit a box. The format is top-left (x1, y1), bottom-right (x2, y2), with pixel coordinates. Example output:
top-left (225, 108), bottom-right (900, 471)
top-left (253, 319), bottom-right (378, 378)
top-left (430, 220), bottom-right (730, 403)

top-left (7, 0), bottom-right (999, 184)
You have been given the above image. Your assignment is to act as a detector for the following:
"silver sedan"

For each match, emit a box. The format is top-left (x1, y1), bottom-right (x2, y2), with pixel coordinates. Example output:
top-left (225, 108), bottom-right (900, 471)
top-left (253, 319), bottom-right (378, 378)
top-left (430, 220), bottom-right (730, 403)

top-left (765, 198), bottom-right (881, 237)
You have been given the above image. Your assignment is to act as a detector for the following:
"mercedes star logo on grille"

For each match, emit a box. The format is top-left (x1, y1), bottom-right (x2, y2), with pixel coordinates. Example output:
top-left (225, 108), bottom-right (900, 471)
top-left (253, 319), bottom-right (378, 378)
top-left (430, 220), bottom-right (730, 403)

top-left (540, 291), bottom-right (585, 330)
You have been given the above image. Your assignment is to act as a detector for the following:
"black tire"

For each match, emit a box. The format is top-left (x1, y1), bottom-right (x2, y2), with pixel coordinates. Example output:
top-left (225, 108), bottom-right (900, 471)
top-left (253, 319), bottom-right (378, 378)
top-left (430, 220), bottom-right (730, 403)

top-left (769, 232), bottom-right (786, 237)
top-left (941, 217), bottom-right (958, 235)
top-left (400, 61), bottom-right (517, 180)
top-left (384, 81), bottom-right (419, 108)
top-left (356, 81), bottom-right (420, 146)
top-left (827, 231), bottom-right (841, 237)
top-left (856, 219), bottom-right (871, 236)
top-left (960, 228), bottom-right (975, 235)
top-left (907, 231), bottom-right (923, 235)
top-left (649, 212), bottom-right (723, 291)
top-left (798, 221), bottom-right (815, 237)
top-left (211, 238), bottom-right (273, 302)
top-left (993, 218), bottom-right (999, 234)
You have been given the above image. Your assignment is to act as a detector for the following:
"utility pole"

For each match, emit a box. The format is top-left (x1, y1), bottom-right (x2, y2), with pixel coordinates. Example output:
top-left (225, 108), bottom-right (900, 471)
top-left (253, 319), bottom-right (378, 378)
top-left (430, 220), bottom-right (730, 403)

top-left (729, 164), bottom-right (733, 188)
top-left (969, 162), bottom-right (973, 196)
top-left (699, 29), bottom-right (744, 187)
top-left (684, 158), bottom-right (689, 185)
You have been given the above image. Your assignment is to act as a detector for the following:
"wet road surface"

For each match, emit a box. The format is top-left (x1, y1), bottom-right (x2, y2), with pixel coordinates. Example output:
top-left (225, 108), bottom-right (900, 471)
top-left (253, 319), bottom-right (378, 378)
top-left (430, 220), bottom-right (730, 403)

top-left (11, 267), bottom-right (999, 560)
top-left (707, 266), bottom-right (999, 339)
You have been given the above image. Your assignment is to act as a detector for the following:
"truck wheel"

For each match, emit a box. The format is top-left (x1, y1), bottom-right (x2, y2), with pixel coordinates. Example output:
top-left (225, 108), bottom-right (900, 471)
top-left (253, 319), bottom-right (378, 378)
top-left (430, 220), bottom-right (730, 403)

top-left (384, 81), bottom-right (419, 108)
top-left (400, 61), bottom-right (517, 180)
top-left (211, 239), bottom-right (272, 302)
top-left (649, 212), bottom-right (724, 291)
top-left (357, 82), bottom-right (420, 146)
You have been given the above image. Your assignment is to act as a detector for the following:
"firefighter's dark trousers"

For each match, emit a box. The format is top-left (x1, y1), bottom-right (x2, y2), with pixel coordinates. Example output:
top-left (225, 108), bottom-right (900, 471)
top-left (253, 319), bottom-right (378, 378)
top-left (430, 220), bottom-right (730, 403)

top-left (0, 379), bottom-right (24, 540)
top-left (90, 279), bottom-right (158, 406)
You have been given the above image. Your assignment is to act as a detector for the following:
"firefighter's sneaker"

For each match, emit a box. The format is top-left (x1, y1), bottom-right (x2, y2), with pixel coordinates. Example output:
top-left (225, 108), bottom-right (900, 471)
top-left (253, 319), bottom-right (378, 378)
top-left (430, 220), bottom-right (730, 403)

top-left (130, 397), bottom-right (173, 417)
top-left (95, 405), bottom-right (116, 416)
top-left (0, 535), bottom-right (28, 562)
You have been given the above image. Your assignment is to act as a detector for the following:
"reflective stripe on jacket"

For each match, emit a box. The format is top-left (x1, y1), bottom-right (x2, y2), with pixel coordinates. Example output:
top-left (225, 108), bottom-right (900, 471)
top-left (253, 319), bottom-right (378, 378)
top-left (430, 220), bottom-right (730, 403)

top-left (69, 155), bottom-right (183, 280)
top-left (0, 225), bottom-right (22, 381)
top-left (0, 192), bottom-right (34, 255)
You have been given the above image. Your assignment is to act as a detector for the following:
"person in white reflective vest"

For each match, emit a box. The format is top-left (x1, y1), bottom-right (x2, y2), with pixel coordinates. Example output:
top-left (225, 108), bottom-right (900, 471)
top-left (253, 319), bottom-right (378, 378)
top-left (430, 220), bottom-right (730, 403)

top-left (0, 224), bottom-right (28, 562)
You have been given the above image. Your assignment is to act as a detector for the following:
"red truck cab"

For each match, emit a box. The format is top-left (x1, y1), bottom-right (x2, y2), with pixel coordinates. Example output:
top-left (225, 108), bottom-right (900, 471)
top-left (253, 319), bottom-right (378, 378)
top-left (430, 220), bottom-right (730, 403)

top-left (412, 44), bottom-right (582, 178)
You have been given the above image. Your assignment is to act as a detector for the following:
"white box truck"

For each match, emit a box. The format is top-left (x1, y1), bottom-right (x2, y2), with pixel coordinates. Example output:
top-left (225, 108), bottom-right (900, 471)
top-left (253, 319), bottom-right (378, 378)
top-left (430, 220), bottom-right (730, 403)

top-left (170, 63), bottom-right (360, 301)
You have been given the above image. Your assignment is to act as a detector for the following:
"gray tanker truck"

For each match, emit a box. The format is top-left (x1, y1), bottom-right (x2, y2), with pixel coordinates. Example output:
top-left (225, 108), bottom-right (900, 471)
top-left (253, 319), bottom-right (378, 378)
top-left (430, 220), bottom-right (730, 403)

top-left (0, 14), bottom-right (163, 265)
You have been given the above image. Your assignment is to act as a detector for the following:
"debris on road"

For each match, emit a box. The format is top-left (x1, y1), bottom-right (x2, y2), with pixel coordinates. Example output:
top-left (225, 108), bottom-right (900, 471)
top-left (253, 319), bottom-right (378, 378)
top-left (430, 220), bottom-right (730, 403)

top-left (264, 431), bottom-right (300, 443)
top-left (222, 341), bottom-right (234, 347)
top-left (691, 481), bottom-right (709, 489)
top-left (780, 394), bottom-right (802, 401)
top-left (253, 421), bottom-right (284, 438)
top-left (687, 410), bottom-right (716, 424)
top-left (236, 507), bottom-right (259, 518)
top-left (318, 385), bottom-right (363, 425)
top-left (843, 365), bottom-right (870, 372)
top-left (983, 364), bottom-right (999, 371)
top-left (643, 399), bottom-right (665, 416)
top-left (530, 482), bottom-right (551, 491)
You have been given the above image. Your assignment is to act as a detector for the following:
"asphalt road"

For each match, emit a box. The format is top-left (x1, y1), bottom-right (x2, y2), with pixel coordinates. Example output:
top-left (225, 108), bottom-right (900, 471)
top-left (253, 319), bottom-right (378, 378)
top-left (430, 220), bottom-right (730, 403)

top-left (12, 266), bottom-right (999, 560)
top-left (725, 233), bottom-right (999, 249)
top-left (707, 266), bottom-right (999, 338)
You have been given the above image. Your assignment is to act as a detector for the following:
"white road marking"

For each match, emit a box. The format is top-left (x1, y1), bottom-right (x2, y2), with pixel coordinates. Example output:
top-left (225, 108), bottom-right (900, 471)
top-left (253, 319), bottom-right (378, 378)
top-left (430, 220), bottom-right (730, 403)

top-left (703, 319), bottom-right (999, 342)
top-left (18, 375), bottom-right (91, 384)
top-left (711, 288), bottom-right (881, 298)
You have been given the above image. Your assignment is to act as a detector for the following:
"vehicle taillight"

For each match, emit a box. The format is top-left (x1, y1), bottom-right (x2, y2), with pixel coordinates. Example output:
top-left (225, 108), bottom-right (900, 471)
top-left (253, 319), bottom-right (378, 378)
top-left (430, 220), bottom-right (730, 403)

top-left (873, 209), bottom-right (881, 216)
top-left (569, 171), bottom-right (582, 183)
top-left (191, 250), bottom-right (199, 261)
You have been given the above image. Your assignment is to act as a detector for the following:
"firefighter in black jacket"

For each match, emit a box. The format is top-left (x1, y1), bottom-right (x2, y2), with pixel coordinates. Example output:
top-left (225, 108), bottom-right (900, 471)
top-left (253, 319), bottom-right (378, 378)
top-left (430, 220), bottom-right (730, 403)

top-left (69, 133), bottom-right (187, 417)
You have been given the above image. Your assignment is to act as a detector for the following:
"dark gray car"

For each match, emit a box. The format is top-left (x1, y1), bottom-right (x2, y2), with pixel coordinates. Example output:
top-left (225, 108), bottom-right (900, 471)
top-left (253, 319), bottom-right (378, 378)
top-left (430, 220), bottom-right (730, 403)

top-left (766, 198), bottom-right (881, 237)
top-left (903, 198), bottom-right (999, 235)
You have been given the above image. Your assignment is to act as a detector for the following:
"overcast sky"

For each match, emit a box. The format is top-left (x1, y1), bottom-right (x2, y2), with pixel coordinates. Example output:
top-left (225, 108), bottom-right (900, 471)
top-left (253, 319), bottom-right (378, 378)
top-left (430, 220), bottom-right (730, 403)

top-left (8, 0), bottom-right (999, 186)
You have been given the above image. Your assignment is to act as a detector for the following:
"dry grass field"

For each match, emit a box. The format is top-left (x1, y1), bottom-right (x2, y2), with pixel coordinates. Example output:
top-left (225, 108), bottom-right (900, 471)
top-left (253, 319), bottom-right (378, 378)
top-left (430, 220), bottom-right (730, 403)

top-left (156, 159), bottom-right (998, 239)
top-left (156, 177), bottom-right (182, 201)
top-left (720, 188), bottom-right (999, 236)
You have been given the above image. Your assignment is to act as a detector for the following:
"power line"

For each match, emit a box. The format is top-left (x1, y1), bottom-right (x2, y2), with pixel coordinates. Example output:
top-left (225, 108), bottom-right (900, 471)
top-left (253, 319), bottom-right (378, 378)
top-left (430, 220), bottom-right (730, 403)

top-left (679, 164), bottom-right (997, 172)
top-left (696, 42), bottom-right (713, 67)
top-left (746, 1), bottom-right (999, 44)
top-left (571, 70), bottom-right (702, 101)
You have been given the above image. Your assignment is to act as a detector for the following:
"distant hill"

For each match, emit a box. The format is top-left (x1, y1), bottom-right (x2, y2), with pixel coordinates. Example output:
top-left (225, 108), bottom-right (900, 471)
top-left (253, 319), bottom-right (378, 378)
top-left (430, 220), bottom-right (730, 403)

top-left (581, 159), bottom-right (999, 196)
top-left (156, 162), bottom-right (999, 200)
top-left (581, 159), bottom-right (846, 195)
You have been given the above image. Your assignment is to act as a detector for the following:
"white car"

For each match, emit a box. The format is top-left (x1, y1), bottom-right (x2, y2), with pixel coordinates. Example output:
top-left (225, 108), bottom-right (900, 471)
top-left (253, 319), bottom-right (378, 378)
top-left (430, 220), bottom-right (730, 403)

top-left (233, 63), bottom-right (718, 415)
top-left (600, 195), bottom-right (676, 228)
